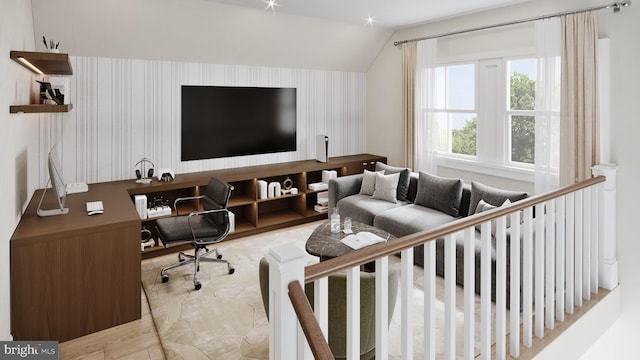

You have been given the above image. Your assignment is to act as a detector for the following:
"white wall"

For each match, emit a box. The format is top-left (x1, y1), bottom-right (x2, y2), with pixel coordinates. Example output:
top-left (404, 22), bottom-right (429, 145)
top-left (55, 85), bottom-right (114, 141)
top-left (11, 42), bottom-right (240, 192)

top-left (1, 0), bottom-right (40, 341)
top-left (366, 0), bottom-right (640, 357)
top-left (42, 56), bottom-right (367, 185)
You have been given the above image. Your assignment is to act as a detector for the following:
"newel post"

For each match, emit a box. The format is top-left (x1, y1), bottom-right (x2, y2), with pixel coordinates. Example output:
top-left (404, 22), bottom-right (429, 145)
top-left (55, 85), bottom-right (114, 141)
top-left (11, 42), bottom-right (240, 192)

top-left (592, 163), bottom-right (618, 290)
top-left (265, 243), bottom-right (308, 360)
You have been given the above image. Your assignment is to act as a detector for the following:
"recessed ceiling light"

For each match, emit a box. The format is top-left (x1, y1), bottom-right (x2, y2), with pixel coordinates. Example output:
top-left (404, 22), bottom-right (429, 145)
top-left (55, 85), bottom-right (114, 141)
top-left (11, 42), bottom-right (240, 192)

top-left (264, 0), bottom-right (280, 12)
top-left (365, 14), bottom-right (376, 27)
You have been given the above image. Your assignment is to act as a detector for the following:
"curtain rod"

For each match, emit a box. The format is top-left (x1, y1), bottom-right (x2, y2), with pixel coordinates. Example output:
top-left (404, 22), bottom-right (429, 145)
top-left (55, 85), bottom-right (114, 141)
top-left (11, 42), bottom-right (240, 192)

top-left (393, 0), bottom-right (631, 46)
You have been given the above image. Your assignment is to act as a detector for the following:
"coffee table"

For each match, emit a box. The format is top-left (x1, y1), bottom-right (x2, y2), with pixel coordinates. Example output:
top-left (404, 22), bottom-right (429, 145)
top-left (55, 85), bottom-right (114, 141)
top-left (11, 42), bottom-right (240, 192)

top-left (305, 221), bottom-right (396, 271)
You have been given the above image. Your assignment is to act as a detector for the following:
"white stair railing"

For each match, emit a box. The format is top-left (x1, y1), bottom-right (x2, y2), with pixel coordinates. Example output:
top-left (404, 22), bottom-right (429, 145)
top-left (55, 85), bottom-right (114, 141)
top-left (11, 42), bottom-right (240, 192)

top-left (267, 164), bottom-right (618, 360)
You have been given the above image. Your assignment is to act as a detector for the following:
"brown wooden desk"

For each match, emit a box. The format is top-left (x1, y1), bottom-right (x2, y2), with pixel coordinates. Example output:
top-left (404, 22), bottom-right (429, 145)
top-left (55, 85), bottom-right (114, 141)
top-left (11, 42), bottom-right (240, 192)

top-left (10, 182), bottom-right (141, 342)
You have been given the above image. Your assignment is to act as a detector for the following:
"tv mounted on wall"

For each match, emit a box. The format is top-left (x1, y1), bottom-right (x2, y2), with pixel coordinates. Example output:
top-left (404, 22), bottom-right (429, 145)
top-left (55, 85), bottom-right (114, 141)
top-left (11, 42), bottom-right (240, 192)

top-left (181, 85), bottom-right (297, 161)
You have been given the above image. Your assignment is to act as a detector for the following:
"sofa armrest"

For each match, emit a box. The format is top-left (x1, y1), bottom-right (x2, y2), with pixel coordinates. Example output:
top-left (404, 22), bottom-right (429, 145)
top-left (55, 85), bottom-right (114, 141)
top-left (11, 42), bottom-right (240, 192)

top-left (328, 174), bottom-right (363, 214)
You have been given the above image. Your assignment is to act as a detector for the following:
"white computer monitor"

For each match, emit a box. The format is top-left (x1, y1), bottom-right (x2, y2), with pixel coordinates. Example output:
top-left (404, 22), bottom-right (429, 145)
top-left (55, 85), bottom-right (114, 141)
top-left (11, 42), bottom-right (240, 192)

top-left (37, 144), bottom-right (69, 217)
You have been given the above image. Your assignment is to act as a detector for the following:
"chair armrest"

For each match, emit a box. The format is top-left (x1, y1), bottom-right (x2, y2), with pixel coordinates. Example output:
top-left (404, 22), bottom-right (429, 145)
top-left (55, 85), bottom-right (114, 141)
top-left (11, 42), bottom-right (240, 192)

top-left (187, 209), bottom-right (231, 244)
top-left (174, 195), bottom-right (205, 215)
top-left (328, 174), bottom-right (363, 214)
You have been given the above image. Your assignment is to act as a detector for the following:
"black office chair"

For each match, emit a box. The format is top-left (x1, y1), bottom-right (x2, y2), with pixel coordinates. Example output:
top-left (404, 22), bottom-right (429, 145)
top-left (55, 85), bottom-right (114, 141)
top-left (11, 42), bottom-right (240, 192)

top-left (155, 177), bottom-right (235, 290)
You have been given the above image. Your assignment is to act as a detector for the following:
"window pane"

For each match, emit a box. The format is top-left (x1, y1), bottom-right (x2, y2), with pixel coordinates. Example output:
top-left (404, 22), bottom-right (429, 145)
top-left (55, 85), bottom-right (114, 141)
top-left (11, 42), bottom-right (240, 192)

top-left (446, 64), bottom-right (475, 110)
top-left (511, 115), bottom-right (535, 164)
top-left (451, 113), bottom-right (477, 156)
top-left (508, 59), bottom-right (536, 111)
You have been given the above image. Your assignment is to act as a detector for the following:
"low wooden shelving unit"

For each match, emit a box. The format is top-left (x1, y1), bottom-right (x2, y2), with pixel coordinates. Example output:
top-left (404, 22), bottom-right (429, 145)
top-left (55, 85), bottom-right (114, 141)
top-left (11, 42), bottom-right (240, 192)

top-left (132, 153), bottom-right (386, 259)
top-left (9, 50), bottom-right (73, 113)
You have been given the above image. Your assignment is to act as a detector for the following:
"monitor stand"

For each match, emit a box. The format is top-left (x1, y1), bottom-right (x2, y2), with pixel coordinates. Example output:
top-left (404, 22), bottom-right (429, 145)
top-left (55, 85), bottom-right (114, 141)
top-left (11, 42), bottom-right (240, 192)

top-left (36, 186), bottom-right (69, 217)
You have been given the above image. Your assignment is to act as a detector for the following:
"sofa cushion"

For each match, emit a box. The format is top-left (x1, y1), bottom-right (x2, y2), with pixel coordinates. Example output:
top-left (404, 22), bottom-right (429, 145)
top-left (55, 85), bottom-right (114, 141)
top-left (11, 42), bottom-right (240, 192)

top-left (375, 162), bottom-right (411, 202)
top-left (359, 170), bottom-right (383, 196)
top-left (468, 181), bottom-right (529, 216)
top-left (414, 171), bottom-right (464, 217)
top-left (371, 172), bottom-right (400, 203)
top-left (373, 204), bottom-right (458, 238)
top-left (337, 194), bottom-right (405, 225)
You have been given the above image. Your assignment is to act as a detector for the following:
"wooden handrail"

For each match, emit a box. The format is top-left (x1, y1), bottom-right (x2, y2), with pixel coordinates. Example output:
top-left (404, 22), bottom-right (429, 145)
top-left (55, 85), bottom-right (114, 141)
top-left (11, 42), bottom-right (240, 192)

top-left (305, 175), bottom-right (606, 282)
top-left (288, 281), bottom-right (335, 360)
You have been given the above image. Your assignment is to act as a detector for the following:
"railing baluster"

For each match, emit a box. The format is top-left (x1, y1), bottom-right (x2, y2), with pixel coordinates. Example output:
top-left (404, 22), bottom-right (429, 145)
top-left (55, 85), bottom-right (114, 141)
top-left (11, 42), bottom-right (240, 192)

top-left (545, 200), bottom-right (555, 330)
top-left (495, 217), bottom-right (507, 359)
top-left (444, 233), bottom-right (456, 359)
top-left (463, 227), bottom-right (475, 360)
top-left (591, 184), bottom-right (599, 293)
top-left (522, 207), bottom-right (534, 347)
top-left (575, 190), bottom-right (583, 307)
top-left (509, 211), bottom-right (521, 358)
top-left (346, 266), bottom-right (360, 360)
top-left (480, 221), bottom-right (492, 359)
top-left (314, 277), bottom-right (329, 337)
top-left (555, 196), bottom-right (566, 322)
top-left (424, 241), bottom-right (436, 360)
top-left (583, 188), bottom-right (592, 300)
top-left (375, 256), bottom-right (389, 360)
top-left (534, 203), bottom-right (545, 338)
top-left (400, 248), bottom-right (413, 360)
top-left (566, 192), bottom-right (575, 314)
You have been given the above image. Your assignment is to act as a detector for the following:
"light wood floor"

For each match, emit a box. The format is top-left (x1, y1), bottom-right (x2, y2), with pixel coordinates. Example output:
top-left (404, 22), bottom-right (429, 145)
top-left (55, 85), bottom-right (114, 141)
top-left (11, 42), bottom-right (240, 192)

top-left (59, 288), bottom-right (164, 360)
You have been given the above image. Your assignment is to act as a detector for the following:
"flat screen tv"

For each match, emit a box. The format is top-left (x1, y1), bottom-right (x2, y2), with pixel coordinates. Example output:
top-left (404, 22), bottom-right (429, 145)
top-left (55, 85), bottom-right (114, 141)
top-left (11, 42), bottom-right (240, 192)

top-left (37, 144), bottom-right (69, 217)
top-left (181, 85), bottom-right (297, 161)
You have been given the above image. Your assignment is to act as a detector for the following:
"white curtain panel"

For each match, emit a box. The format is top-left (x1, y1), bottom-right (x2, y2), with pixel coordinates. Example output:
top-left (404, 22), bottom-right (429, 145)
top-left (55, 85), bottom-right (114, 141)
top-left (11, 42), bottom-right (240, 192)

top-left (534, 17), bottom-right (562, 194)
top-left (415, 39), bottom-right (438, 174)
top-left (402, 42), bottom-right (417, 169)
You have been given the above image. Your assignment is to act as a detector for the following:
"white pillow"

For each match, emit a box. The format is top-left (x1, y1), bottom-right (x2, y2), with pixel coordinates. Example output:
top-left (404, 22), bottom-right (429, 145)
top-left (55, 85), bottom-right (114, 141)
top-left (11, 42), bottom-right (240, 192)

top-left (359, 170), bottom-right (383, 196)
top-left (474, 199), bottom-right (514, 237)
top-left (372, 172), bottom-right (400, 203)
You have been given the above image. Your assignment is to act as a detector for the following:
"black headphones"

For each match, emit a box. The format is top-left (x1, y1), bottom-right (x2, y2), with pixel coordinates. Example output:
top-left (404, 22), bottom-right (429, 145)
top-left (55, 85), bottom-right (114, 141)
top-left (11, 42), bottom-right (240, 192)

top-left (135, 157), bottom-right (154, 180)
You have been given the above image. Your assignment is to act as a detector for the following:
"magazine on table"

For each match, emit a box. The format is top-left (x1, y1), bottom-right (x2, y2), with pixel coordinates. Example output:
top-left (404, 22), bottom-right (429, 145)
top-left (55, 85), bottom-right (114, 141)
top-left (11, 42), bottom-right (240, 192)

top-left (340, 231), bottom-right (386, 250)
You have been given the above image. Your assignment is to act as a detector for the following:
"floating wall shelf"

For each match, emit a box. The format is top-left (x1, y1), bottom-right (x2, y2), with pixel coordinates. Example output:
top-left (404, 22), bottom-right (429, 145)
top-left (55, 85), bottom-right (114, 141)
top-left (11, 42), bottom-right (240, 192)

top-left (10, 50), bottom-right (73, 75)
top-left (10, 104), bottom-right (73, 114)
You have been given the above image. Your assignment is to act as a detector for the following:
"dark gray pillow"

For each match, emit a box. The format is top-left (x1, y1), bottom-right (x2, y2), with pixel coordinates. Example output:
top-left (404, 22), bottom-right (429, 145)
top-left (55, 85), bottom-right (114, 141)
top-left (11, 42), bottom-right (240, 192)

top-left (468, 181), bottom-right (529, 216)
top-left (413, 171), bottom-right (463, 217)
top-left (375, 162), bottom-right (410, 201)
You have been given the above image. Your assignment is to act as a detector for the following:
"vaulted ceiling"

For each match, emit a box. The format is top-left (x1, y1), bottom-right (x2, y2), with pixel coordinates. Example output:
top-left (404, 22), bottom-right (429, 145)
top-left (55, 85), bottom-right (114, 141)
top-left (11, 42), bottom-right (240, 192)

top-left (206, 0), bottom-right (530, 28)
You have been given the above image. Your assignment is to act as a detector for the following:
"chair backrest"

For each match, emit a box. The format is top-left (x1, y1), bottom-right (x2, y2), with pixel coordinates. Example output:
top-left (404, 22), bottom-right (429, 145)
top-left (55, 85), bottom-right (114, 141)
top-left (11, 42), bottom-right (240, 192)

top-left (203, 177), bottom-right (232, 211)
top-left (258, 257), bottom-right (399, 360)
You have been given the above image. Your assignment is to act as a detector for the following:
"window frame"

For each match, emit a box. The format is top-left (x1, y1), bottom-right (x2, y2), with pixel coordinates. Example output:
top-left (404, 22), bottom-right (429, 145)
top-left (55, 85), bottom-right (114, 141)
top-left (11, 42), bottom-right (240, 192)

top-left (431, 50), bottom-right (538, 183)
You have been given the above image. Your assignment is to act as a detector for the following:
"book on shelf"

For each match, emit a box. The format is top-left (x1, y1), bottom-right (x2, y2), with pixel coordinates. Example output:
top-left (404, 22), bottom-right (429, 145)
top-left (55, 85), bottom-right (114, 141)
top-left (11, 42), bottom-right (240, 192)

top-left (317, 191), bottom-right (328, 207)
top-left (308, 182), bottom-right (328, 191)
top-left (314, 204), bottom-right (328, 213)
top-left (340, 231), bottom-right (387, 250)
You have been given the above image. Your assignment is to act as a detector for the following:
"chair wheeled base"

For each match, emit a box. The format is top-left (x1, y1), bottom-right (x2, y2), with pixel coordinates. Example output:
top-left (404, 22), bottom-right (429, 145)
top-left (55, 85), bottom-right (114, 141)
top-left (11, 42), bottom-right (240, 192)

top-left (161, 246), bottom-right (234, 290)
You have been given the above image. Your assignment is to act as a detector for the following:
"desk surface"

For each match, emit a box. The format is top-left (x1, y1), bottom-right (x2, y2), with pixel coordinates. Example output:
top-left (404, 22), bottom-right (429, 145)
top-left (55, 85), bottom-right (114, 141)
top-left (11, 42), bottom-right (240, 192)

top-left (11, 181), bottom-right (141, 246)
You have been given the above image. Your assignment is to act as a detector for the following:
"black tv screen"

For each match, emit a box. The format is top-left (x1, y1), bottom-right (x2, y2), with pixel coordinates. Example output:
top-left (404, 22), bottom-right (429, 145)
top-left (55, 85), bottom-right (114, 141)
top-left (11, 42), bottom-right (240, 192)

top-left (181, 86), bottom-right (297, 161)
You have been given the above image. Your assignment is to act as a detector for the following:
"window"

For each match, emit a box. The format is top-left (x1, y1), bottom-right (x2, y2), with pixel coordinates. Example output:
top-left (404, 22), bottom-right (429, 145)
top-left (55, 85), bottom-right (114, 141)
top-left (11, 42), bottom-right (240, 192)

top-left (430, 56), bottom-right (538, 175)
top-left (433, 63), bottom-right (477, 156)
top-left (507, 58), bottom-right (537, 165)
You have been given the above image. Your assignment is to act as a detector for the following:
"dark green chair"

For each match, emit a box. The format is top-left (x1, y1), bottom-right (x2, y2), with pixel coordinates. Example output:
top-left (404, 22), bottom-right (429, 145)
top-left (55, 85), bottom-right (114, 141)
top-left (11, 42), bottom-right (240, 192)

top-left (259, 257), bottom-right (399, 360)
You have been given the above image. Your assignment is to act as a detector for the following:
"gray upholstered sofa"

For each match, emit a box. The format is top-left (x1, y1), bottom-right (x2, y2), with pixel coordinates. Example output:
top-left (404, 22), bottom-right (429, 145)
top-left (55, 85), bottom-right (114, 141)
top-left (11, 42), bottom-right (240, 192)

top-left (328, 162), bottom-right (529, 302)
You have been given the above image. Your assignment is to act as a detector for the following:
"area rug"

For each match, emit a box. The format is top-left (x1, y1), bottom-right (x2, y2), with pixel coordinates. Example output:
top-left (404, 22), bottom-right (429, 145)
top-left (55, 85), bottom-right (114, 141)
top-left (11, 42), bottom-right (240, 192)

top-left (141, 221), bottom-right (501, 359)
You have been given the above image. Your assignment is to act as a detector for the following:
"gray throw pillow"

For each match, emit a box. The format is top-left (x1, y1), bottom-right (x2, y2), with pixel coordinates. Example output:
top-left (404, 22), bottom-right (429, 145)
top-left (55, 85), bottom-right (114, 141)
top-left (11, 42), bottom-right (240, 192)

top-left (468, 181), bottom-right (529, 216)
top-left (359, 169), bottom-right (383, 196)
top-left (372, 172), bottom-right (400, 204)
top-left (375, 162), bottom-right (410, 201)
top-left (413, 171), bottom-right (463, 217)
